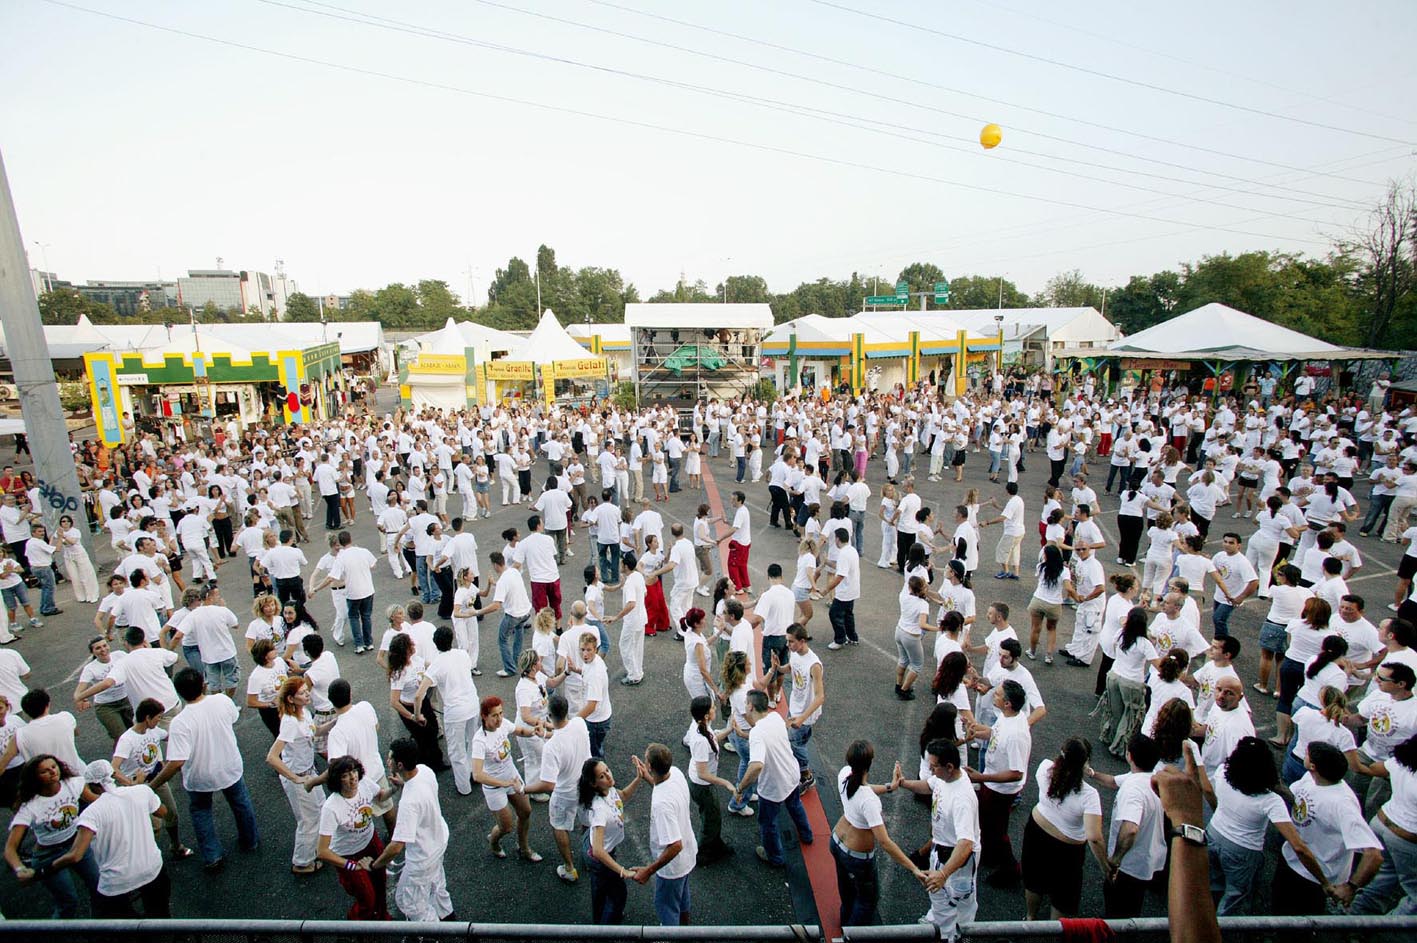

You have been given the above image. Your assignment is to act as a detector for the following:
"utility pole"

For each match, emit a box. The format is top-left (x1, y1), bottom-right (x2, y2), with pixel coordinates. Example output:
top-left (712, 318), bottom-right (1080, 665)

top-left (0, 148), bottom-right (94, 557)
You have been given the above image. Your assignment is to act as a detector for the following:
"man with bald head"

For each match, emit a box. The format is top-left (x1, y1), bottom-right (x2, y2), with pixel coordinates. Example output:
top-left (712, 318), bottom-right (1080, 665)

top-left (1194, 675), bottom-right (1254, 781)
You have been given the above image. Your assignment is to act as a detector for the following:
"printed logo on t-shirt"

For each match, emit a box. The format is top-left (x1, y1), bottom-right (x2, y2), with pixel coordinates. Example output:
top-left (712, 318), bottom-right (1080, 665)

top-left (1370, 707), bottom-right (1394, 736)
top-left (1291, 790), bottom-right (1314, 827)
top-left (351, 803), bottom-right (374, 831)
top-left (49, 802), bottom-right (79, 830)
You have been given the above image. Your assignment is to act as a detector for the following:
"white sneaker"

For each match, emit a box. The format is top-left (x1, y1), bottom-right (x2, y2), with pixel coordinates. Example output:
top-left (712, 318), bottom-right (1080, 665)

top-left (827, 642), bottom-right (844, 650)
top-left (696, 587), bottom-right (710, 597)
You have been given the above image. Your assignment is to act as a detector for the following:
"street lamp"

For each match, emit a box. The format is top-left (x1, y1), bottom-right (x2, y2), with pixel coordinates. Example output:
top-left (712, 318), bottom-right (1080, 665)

top-left (32, 241), bottom-right (52, 293)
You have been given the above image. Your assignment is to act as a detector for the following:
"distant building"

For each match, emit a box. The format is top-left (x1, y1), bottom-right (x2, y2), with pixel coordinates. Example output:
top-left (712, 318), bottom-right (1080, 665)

top-left (75, 280), bottom-right (175, 317)
top-left (177, 269), bottom-right (276, 318)
top-left (29, 269), bottom-right (70, 297)
top-left (318, 294), bottom-right (353, 312)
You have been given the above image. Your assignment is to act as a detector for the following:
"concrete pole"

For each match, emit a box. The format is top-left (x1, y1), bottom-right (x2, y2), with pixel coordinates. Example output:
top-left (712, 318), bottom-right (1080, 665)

top-left (0, 148), bottom-right (95, 558)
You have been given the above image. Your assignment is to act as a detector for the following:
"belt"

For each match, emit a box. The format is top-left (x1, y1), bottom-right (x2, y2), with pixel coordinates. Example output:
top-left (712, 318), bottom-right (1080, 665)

top-left (831, 835), bottom-right (874, 860)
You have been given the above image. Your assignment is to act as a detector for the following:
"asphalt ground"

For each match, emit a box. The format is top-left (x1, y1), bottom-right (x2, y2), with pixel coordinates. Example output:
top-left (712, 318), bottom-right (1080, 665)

top-left (0, 404), bottom-right (1409, 927)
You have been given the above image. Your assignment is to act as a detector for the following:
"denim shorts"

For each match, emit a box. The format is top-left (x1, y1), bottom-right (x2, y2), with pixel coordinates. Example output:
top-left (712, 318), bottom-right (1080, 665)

top-left (1258, 620), bottom-right (1288, 655)
top-left (793, 586), bottom-right (812, 603)
top-left (204, 657), bottom-right (239, 692)
top-left (1, 583), bottom-right (29, 609)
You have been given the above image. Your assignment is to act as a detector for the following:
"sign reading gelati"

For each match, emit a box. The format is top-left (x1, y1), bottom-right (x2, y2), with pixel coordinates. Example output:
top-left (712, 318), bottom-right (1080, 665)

top-left (551, 357), bottom-right (607, 378)
top-left (409, 354), bottom-right (466, 375)
top-left (1121, 358), bottom-right (1190, 370)
top-left (485, 360), bottom-right (534, 381)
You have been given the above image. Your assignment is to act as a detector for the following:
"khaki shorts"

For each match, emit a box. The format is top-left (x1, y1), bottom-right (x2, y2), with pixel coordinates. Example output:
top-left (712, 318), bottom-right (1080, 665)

top-left (1027, 597), bottom-right (1062, 622)
top-left (995, 533), bottom-right (1022, 567)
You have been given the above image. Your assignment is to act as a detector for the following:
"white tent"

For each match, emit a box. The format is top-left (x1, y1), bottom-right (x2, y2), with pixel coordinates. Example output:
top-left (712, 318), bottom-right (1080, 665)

top-left (1109, 303), bottom-right (1343, 359)
top-left (412, 318), bottom-right (521, 362)
top-left (507, 310), bottom-right (604, 365)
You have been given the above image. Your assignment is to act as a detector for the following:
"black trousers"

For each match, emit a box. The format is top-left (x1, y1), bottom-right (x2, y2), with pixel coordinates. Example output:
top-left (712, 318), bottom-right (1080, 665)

top-left (768, 485), bottom-right (790, 527)
top-left (434, 567), bottom-right (456, 621)
top-left (896, 528), bottom-right (915, 572)
top-left (94, 866), bottom-right (170, 918)
top-left (1102, 869), bottom-right (1149, 919)
top-left (274, 576), bottom-right (306, 608)
top-left (324, 494), bottom-right (341, 530)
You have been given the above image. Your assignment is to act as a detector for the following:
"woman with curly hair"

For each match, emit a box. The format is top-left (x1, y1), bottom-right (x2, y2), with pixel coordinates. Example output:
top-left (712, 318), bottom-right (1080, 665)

top-left (1200, 736), bottom-right (1330, 914)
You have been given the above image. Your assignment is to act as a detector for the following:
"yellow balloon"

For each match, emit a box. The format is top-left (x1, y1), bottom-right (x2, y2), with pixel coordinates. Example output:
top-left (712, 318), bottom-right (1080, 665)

top-left (980, 123), bottom-right (1002, 149)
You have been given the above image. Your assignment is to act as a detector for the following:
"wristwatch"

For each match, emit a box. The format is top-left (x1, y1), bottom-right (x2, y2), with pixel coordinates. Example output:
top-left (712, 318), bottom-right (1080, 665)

top-left (1166, 822), bottom-right (1207, 847)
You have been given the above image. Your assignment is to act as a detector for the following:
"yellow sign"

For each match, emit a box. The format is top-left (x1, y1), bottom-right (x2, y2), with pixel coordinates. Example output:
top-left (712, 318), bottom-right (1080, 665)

top-left (486, 360), bottom-right (534, 381)
top-left (551, 357), bottom-right (607, 379)
top-left (409, 354), bottom-right (466, 375)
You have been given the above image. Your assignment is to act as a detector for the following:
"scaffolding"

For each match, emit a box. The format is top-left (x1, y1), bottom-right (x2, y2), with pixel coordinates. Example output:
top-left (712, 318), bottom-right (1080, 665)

top-left (624, 303), bottom-right (774, 416)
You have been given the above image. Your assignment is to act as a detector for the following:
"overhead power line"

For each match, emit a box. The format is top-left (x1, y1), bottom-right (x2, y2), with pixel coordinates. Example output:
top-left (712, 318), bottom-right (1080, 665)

top-left (573, 0), bottom-right (1387, 194)
top-left (254, 0), bottom-right (1352, 223)
top-left (804, 0), bottom-right (1417, 146)
top-left (36, 0), bottom-right (1330, 247)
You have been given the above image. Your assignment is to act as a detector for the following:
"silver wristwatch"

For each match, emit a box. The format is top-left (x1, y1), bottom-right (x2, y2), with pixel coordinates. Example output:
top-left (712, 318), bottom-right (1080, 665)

top-left (1167, 822), bottom-right (1207, 847)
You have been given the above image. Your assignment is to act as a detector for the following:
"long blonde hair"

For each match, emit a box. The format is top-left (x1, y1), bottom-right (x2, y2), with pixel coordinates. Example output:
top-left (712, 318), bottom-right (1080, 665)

top-left (533, 607), bottom-right (556, 635)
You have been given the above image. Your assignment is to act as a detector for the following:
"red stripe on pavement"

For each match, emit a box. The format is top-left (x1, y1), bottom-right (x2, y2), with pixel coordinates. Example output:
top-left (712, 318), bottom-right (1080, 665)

top-left (700, 462), bottom-right (842, 943)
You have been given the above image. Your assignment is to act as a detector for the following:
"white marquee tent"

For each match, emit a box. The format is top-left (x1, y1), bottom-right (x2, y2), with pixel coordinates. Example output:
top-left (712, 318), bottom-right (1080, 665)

top-left (1108, 303), bottom-right (1346, 360)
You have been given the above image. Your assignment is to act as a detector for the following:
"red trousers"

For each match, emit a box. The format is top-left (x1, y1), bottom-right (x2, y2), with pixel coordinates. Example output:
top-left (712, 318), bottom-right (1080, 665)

top-left (335, 833), bottom-right (390, 920)
top-left (531, 580), bottom-right (563, 621)
top-left (727, 540), bottom-right (751, 591)
top-left (1098, 432), bottom-right (1112, 457)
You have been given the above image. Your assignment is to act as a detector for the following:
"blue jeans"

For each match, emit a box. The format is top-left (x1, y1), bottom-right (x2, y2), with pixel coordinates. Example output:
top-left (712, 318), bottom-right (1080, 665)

top-left (708, 430), bottom-right (721, 458)
top-left (668, 457), bottom-right (682, 492)
top-left (1213, 601), bottom-right (1236, 638)
top-left (653, 873), bottom-right (692, 925)
top-left (789, 722), bottom-right (814, 776)
top-left (587, 718), bottom-right (610, 759)
top-left (759, 786), bottom-right (813, 865)
top-left (416, 556), bottom-right (440, 604)
top-left (1352, 815), bottom-right (1417, 915)
top-left (1361, 494), bottom-right (1393, 534)
top-left (31, 837), bottom-right (99, 918)
top-left (848, 510), bottom-right (865, 555)
top-left (587, 616), bottom-right (610, 656)
top-left (181, 643), bottom-right (203, 674)
top-left (727, 730), bottom-right (756, 811)
top-left (832, 838), bottom-right (879, 926)
top-left (189, 777), bottom-right (261, 866)
top-left (597, 543), bottom-right (620, 586)
top-left (35, 565), bottom-right (57, 614)
top-left (736, 456), bottom-right (747, 483)
top-left (584, 849), bottom-right (627, 924)
top-left (1207, 824), bottom-right (1264, 915)
top-left (829, 599), bottom-right (857, 645)
top-left (346, 594), bottom-right (374, 649)
top-left (498, 612), bottom-right (529, 674)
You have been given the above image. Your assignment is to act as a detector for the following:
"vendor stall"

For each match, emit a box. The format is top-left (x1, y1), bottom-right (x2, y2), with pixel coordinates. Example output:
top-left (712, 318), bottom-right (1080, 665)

top-left (399, 318), bottom-right (522, 411)
top-left (505, 310), bottom-right (611, 406)
top-left (83, 327), bottom-right (343, 446)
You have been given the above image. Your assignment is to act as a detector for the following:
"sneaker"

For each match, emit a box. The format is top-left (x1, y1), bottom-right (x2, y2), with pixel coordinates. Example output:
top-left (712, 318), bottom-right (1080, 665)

top-left (1025, 648), bottom-right (1037, 660)
top-left (847, 639), bottom-right (860, 646)
top-left (556, 865), bottom-right (579, 883)
top-left (732, 803), bottom-right (754, 817)
top-left (897, 687), bottom-right (916, 700)
top-left (1116, 557), bottom-right (1125, 565)
top-left (1006, 573), bottom-right (1020, 580)
top-left (1044, 655), bottom-right (1054, 665)
top-left (994, 571), bottom-right (1009, 580)
top-left (567, 550), bottom-right (575, 557)
top-left (471, 668), bottom-right (482, 676)
top-left (827, 642), bottom-right (844, 650)
top-left (496, 670), bottom-right (512, 678)
top-left (696, 587), bottom-right (710, 597)
top-left (28, 618), bottom-right (40, 628)
top-left (1390, 604), bottom-right (1403, 612)
top-left (756, 846), bottom-right (783, 867)
top-left (723, 740), bottom-right (737, 754)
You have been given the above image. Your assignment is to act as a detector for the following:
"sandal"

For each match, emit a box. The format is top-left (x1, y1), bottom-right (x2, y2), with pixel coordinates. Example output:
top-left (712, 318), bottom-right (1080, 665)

top-left (519, 849), bottom-right (544, 863)
top-left (171, 846), bottom-right (195, 859)
top-left (1252, 683), bottom-right (1271, 696)
top-left (488, 831), bottom-right (506, 859)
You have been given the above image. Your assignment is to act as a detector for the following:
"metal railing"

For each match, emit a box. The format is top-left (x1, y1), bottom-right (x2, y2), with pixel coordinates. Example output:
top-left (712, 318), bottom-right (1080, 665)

top-left (0, 916), bottom-right (1413, 942)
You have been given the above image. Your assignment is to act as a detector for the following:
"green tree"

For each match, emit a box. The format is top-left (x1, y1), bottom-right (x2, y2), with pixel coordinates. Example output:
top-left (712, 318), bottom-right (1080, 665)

top-left (416, 280), bottom-right (462, 325)
top-left (1107, 272), bottom-right (1181, 335)
top-left (1035, 269), bottom-right (1107, 309)
top-left (717, 275), bottom-right (771, 305)
top-left (1341, 179), bottom-right (1417, 348)
top-left (896, 262), bottom-right (945, 307)
top-left (283, 291), bottom-right (320, 322)
top-left (37, 287), bottom-right (118, 325)
top-left (941, 274), bottom-right (1031, 311)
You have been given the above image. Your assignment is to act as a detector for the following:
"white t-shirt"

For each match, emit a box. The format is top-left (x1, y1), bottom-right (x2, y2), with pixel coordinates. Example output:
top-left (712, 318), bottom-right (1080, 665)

top-left (391, 766), bottom-right (449, 867)
top-left (1281, 774), bottom-right (1380, 884)
top-left (748, 712), bottom-right (801, 803)
top-left (648, 767), bottom-right (697, 880)
top-left (981, 712), bottom-right (1031, 796)
top-left (1201, 706), bottom-right (1257, 779)
top-left (167, 694), bottom-right (244, 793)
top-left (539, 717), bottom-right (591, 801)
top-left (326, 701), bottom-right (384, 778)
top-left (319, 774), bottom-right (383, 857)
top-left (582, 657), bottom-right (612, 723)
top-left (1210, 766), bottom-right (1291, 851)
top-left (837, 764), bottom-right (884, 830)
top-left (77, 785), bottom-right (164, 896)
top-left (586, 787), bottom-right (626, 853)
top-left (106, 647), bottom-right (180, 712)
top-left (470, 718), bottom-right (519, 783)
top-left (329, 546), bottom-right (377, 599)
top-left (1110, 636), bottom-right (1158, 684)
top-left (1033, 758), bottom-right (1102, 841)
top-left (421, 649), bottom-right (478, 723)
top-left (14, 776), bottom-right (86, 846)
top-left (1109, 770), bottom-right (1166, 880)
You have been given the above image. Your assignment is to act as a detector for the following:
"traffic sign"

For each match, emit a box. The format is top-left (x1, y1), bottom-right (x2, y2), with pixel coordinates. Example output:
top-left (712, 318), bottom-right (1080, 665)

top-left (934, 280), bottom-right (950, 304)
top-left (866, 295), bottom-right (907, 306)
top-left (895, 281), bottom-right (909, 301)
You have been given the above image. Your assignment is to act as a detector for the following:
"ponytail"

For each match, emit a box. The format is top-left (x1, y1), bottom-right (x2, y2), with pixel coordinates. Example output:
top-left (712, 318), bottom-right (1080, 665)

top-left (1318, 685), bottom-right (1348, 726)
top-left (1306, 635), bottom-right (1348, 680)
top-left (844, 740), bottom-right (873, 800)
top-left (689, 695), bottom-right (718, 757)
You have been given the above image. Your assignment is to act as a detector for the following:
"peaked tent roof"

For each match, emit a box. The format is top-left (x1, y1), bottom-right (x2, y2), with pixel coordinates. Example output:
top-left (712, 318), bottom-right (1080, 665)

top-left (508, 310), bottom-right (607, 365)
top-left (1110, 303), bottom-right (1342, 357)
top-left (764, 314), bottom-right (896, 346)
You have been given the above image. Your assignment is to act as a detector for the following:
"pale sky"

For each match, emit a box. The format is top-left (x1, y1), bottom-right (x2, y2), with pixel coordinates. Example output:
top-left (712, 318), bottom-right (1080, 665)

top-left (4, 0), bottom-right (1415, 303)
